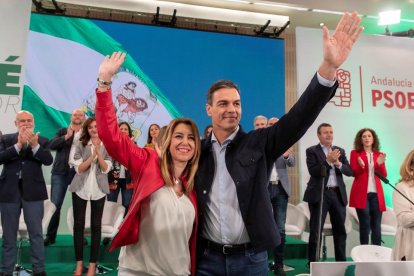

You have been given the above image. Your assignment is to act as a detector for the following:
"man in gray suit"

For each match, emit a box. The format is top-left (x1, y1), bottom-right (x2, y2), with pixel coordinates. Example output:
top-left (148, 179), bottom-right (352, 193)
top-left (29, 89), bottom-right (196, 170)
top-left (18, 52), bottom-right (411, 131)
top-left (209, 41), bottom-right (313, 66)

top-left (254, 116), bottom-right (295, 276)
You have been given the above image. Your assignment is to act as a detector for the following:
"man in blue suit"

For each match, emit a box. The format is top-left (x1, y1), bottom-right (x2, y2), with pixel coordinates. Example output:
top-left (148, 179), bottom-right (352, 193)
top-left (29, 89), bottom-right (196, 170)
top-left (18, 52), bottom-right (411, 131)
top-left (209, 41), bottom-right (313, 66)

top-left (0, 111), bottom-right (53, 276)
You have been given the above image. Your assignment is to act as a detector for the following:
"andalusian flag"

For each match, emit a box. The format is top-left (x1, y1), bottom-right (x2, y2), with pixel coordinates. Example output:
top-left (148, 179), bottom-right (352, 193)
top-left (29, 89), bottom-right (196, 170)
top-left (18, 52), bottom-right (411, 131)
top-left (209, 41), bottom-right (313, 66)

top-left (24, 14), bottom-right (180, 145)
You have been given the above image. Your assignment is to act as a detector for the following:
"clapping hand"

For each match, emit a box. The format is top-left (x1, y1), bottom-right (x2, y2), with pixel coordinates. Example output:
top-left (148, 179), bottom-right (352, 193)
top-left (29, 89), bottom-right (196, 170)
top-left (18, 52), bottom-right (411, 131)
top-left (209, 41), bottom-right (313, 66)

top-left (377, 153), bottom-right (386, 165)
top-left (357, 156), bottom-right (365, 168)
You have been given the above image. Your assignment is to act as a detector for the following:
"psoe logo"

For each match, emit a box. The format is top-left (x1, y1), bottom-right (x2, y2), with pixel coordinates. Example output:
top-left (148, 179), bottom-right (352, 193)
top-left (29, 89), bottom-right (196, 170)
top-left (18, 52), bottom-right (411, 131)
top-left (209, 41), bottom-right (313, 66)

top-left (0, 56), bottom-right (21, 96)
top-left (329, 68), bottom-right (351, 107)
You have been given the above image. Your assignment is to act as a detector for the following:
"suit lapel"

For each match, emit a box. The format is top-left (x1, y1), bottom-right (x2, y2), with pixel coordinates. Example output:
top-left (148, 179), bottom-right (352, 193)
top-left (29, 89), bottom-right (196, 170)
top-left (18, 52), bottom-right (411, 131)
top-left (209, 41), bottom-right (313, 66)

top-left (316, 144), bottom-right (326, 162)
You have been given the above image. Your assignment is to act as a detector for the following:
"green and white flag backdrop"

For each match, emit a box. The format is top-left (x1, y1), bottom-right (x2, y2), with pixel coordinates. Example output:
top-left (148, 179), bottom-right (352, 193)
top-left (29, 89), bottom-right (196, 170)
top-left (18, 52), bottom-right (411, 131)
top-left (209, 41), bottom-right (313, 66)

top-left (24, 14), bottom-right (181, 145)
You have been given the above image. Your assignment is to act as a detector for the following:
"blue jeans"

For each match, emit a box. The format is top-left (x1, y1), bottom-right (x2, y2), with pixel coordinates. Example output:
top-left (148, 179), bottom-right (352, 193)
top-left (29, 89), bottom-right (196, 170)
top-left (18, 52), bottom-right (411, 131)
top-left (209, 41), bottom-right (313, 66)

top-left (46, 170), bottom-right (75, 239)
top-left (106, 178), bottom-right (132, 212)
top-left (268, 183), bottom-right (288, 267)
top-left (196, 247), bottom-right (268, 276)
top-left (356, 192), bottom-right (382, 245)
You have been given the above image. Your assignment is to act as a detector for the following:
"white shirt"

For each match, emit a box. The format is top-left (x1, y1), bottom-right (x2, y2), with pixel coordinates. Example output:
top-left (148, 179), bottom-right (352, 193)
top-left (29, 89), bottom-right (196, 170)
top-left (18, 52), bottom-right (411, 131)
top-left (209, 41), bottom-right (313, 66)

top-left (68, 130), bottom-right (82, 168)
top-left (119, 186), bottom-right (195, 275)
top-left (202, 127), bottom-right (250, 244)
top-left (366, 151), bottom-right (377, 193)
top-left (270, 164), bottom-right (279, 184)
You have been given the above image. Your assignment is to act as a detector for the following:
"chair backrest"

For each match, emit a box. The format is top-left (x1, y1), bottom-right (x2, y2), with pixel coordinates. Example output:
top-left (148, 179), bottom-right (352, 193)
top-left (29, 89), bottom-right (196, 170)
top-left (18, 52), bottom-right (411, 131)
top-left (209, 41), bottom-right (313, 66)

top-left (381, 206), bottom-right (397, 235)
top-left (286, 203), bottom-right (307, 236)
top-left (350, 245), bottom-right (392, 262)
top-left (19, 199), bottom-right (56, 238)
top-left (347, 206), bottom-right (397, 235)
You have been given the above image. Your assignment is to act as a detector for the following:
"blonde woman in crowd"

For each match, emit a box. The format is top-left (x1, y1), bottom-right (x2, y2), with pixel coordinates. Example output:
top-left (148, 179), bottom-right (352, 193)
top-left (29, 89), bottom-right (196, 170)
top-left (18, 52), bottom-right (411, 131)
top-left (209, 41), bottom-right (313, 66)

top-left (392, 150), bottom-right (414, 261)
top-left (95, 52), bottom-right (200, 275)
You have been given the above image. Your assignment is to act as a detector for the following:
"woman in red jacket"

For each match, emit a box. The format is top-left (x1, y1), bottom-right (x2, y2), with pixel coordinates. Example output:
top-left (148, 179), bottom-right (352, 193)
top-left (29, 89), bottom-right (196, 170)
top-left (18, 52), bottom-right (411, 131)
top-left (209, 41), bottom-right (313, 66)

top-left (349, 128), bottom-right (387, 245)
top-left (95, 52), bottom-right (201, 275)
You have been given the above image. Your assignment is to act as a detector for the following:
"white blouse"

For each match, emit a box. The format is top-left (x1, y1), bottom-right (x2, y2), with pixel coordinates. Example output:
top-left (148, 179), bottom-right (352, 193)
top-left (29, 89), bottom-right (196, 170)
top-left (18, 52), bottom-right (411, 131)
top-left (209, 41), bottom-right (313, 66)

top-left (366, 151), bottom-right (377, 193)
top-left (118, 185), bottom-right (195, 276)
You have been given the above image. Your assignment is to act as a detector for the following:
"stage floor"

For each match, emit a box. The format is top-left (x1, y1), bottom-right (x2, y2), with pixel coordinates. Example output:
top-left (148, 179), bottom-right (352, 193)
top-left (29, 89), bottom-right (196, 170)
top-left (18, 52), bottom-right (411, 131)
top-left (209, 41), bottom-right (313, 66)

top-left (2, 235), bottom-right (312, 275)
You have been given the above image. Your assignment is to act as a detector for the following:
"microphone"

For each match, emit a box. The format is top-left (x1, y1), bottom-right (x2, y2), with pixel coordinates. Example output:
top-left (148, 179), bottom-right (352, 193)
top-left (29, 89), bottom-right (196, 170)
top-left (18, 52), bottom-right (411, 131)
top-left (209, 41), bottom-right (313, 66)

top-left (374, 170), bottom-right (389, 184)
top-left (375, 170), bottom-right (414, 206)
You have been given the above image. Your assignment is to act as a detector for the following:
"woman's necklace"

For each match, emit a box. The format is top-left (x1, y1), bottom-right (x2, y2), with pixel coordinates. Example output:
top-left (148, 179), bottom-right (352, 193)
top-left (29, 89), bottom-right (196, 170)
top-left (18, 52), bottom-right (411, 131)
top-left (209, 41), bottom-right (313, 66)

top-left (173, 176), bottom-right (184, 197)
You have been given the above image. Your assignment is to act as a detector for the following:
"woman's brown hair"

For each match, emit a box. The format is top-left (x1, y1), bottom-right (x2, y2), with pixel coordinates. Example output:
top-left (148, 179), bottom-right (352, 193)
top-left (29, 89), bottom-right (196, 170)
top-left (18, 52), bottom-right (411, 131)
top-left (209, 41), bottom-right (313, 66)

top-left (79, 117), bottom-right (96, 147)
top-left (353, 128), bottom-right (380, 152)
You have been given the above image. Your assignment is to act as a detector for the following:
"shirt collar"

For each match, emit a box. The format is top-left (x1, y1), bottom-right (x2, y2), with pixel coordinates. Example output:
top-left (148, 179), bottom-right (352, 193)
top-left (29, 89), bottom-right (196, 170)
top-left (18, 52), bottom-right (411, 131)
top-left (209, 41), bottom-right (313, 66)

top-left (211, 126), bottom-right (239, 145)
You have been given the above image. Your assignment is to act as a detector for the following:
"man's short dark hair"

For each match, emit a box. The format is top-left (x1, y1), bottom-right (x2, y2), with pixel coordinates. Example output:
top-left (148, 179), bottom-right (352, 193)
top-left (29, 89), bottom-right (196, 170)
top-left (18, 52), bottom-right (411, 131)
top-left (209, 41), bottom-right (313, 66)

top-left (206, 80), bottom-right (240, 105)
top-left (317, 123), bottom-right (332, 134)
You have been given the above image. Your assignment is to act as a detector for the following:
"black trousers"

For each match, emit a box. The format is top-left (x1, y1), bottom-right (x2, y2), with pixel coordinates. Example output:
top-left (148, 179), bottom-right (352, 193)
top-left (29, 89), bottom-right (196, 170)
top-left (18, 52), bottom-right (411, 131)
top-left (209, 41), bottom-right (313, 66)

top-left (72, 192), bottom-right (105, 262)
top-left (307, 189), bottom-right (347, 263)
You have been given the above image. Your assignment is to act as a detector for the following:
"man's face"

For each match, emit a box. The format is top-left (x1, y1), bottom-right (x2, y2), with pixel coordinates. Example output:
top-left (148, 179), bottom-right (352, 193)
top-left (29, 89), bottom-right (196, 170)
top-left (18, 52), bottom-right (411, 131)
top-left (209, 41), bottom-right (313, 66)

top-left (318, 126), bottom-right (334, 146)
top-left (267, 118), bottom-right (278, 127)
top-left (254, 118), bottom-right (267, 130)
top-left (206, 88), bottom-right (241, 133)
top-left (71, 110), bottom-right (85, 125)
top-left (15, 112), bottom-right (34, 131)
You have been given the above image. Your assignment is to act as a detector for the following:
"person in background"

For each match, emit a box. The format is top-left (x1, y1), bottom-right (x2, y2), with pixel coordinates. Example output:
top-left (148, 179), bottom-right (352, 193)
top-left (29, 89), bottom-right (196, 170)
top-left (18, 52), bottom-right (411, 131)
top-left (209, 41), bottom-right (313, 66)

top-left (44, 109), bottom-right (85, 246)
top-left (95, 53), bottom-right (201, 275)
top-left (392, 149), bottom-right (414, 261)
top-left (69, 117), bottom-right (112, 276)
top-left (154, 125), bottom-right (168, 157)
top-left (349, 128), bottom-right (387, 246)
top-left (203, 125), bottom-right (213, 140)
top-left (265, 117), bottom-right (295, 276)
top-left (0, 110), bottom-right (53, 276)
top-left (303, 123), bottom-right (352, 264)
top-left (253, 115), bottom-right (267, 129)
top-left (107, 122), bottom-right (134, 211)
top-left (104, 122), bottom-right (134, 245)
top-left (144, 123), bottom-right (160, 149)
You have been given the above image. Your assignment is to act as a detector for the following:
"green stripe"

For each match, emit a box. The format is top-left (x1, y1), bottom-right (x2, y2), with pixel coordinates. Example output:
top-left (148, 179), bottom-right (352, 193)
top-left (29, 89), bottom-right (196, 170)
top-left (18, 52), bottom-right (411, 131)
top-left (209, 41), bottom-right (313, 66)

top-left (29, 13), bottom-right (181, 118)
top-left (22, 85), bottom-right (71, 139)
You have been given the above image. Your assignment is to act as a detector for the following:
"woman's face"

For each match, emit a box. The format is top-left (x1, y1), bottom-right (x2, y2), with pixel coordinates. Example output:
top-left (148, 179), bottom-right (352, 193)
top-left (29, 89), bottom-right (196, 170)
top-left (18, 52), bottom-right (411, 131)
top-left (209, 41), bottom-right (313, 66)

top-left (150, 125), bottom-right (160, 139)
top-left (169, 123), bottom-right (195, 164)
top-left (88, 120), bottom-right (98, 138)
top-left (361, 130), bottom-right (374, 148)
top-left (119, 124), bottom-right (130, 136)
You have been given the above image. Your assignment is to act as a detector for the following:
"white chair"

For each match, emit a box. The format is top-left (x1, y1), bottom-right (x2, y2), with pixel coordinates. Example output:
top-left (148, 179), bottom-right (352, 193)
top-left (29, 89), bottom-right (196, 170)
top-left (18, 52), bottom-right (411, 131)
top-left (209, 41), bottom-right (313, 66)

top-left (15, 199), bottom-right (56, 274)
top-left (347, 206), bottom-right (397, 237)
top-left (350, 245), bottom-right (392, 262)
top-left (297, 202), bottom-right (352, 260)
top-left (381, 207), bottom-right (397, 235)
top-left (286, 203), bottom-right (307, 237)
top-left (67, 200), bottom-right (125, 274)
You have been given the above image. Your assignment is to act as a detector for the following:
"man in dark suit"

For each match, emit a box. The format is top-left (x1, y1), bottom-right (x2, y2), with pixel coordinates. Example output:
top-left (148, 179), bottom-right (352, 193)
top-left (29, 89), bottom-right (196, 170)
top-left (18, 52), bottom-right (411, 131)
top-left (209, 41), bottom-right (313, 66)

top-left (196, 13), bottom-right (362, 276)
top-left (303, 123), bottom-right (353, 264)
top-left (0, 110), bottom-right (53, 276)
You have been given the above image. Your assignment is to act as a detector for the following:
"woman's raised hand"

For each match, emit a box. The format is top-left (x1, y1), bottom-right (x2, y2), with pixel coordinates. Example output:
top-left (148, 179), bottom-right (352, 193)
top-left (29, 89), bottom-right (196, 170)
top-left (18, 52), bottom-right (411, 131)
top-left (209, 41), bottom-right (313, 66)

top-left (98, 51), bottom-right (126, 82)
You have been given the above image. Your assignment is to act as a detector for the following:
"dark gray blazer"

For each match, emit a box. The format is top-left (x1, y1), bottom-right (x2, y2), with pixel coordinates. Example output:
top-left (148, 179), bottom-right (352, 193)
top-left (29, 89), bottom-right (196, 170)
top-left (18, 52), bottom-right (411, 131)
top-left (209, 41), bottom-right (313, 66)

top-left (69, 142), bottom-right (112, 194)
